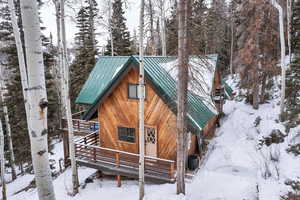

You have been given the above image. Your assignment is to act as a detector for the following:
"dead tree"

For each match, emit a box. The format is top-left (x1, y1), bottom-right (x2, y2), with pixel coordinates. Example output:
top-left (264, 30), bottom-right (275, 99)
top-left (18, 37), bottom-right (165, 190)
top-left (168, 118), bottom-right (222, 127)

top-left (176, 0), bottom-right (190, 195)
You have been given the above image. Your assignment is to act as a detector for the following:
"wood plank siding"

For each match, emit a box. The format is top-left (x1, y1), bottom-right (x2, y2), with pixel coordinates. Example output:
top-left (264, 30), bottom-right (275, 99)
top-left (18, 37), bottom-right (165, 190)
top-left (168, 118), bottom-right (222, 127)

top-left (97, 64), bottom-right (219, 162)
top-left (98, 65), bottom-right (178, 161)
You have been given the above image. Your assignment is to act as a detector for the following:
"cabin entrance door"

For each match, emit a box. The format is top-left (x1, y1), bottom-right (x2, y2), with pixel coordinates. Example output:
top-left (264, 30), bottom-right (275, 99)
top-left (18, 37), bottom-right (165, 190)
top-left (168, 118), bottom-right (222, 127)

top-left (145, 126), bottom-right (157, 158)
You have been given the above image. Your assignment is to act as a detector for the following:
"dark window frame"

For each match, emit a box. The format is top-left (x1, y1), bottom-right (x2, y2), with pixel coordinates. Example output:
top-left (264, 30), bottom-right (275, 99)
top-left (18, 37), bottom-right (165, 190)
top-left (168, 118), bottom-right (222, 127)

top-left (127, 83), bottom-right (147, 99)
top-left (117, 126), bottom-right (136, 143)
top-left (128, 83), bottom-right (139, 99)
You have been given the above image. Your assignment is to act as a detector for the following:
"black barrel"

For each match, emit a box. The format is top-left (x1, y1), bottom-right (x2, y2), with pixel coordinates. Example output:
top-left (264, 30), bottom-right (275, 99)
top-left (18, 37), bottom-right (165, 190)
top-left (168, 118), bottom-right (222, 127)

top-left (188, 155), bottom-right (199, 170)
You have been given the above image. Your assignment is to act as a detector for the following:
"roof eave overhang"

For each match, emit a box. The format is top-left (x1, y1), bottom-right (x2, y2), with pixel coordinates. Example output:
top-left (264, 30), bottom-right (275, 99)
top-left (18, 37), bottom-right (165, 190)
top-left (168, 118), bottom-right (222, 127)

top-left (82, 56), bottom-right (135, 120)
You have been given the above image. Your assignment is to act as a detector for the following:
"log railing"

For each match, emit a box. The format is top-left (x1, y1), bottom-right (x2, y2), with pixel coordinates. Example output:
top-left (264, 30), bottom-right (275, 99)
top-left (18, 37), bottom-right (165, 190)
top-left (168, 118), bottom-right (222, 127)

top-left (74, 132), bottom-right (175, 181)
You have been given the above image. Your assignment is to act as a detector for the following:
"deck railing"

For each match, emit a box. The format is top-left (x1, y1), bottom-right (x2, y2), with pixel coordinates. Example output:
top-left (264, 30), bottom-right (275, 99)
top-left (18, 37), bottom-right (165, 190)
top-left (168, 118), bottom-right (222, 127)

top-left (62, 118), bottom-right (99, 135)
top-left (74, 132), bottom-right (175, 181)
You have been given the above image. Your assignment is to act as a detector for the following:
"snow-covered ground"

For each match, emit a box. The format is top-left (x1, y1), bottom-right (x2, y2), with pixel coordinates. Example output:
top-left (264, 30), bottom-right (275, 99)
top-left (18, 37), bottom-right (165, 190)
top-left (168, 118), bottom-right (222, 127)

top-left (2, 81), bottom-right (300, 200)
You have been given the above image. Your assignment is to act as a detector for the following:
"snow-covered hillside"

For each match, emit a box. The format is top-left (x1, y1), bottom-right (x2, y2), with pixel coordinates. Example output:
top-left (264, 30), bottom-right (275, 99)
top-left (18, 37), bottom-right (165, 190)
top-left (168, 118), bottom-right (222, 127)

top-left (3, 80), bottom-right (300, 200)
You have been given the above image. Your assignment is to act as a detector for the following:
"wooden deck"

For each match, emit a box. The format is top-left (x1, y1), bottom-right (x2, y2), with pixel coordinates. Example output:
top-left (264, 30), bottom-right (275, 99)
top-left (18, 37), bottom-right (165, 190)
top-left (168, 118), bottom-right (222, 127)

top-left (74, 132), bottom-right (176, 183)
top-left (61, 118), bottom-right (99, 136)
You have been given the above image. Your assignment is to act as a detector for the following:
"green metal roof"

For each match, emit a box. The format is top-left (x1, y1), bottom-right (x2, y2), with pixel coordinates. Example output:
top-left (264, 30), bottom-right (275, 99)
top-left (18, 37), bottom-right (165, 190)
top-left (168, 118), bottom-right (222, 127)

top-left (77, 55), bottom-right (219, 131)
top-left (76, 56), bottom-right (131, 104)
top-left (221, 79), bottom-right (234, 99)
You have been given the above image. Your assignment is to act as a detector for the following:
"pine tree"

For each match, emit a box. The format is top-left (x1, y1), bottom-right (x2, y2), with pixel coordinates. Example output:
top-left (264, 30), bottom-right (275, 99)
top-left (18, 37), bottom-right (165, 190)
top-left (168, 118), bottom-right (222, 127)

top-left (0, 0), bottom-right (59, 168)
top-left (166, 1), bottom-right (178, 55)
top-left (43, 39), bottom-right (60, 140)
top-left (190, 0), bottom-right (207, 55)
top-left (105, 0), bottom-right (133, 56)
top-left (234, 0), bottom-right (279, 109)
top-left (291, 0), bottom-right (299, 52)
top-left (204, 0), bottom-right (230, 73)
top-left (0, 1), bottom-right (31, 167)
top-left (285, 0), bottom-right (300, 131)
top-left (70, 0), bottom-right (99, 111)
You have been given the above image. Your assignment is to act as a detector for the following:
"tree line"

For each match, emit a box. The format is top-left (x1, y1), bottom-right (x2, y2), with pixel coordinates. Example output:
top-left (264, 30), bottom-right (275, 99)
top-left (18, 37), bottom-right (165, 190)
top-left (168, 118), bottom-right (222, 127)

top-left (0, 0), bottom-right (299, 199)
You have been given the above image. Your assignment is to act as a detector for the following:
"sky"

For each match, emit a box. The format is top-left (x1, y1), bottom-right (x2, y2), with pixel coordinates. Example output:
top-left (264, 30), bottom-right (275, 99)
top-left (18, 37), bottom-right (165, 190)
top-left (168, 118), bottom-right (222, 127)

top-left (40, 0), bottom-right (140, 48)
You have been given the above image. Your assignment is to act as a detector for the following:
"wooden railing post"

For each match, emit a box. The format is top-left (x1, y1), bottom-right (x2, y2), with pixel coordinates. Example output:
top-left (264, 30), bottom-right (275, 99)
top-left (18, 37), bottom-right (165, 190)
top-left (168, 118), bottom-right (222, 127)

top-left (170, 162), bottom-right (175, 179)
top-left (74, 143), bottom-right (77, 155)
top-left (77, 120), bottom-right (80, 131)
top-left (116, 152), bottom-right (121, 187)
top-left (93, 147), bottom-right (96, 162)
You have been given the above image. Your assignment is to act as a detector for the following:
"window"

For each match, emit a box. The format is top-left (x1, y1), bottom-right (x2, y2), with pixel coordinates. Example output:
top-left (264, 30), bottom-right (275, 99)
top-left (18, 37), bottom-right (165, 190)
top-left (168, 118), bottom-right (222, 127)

top-left (128, 83), bottom-right (146, 99)
top-left (128, 84), bottom-right (138, 99)
top-left (118, 126), bottom-right (135, 143)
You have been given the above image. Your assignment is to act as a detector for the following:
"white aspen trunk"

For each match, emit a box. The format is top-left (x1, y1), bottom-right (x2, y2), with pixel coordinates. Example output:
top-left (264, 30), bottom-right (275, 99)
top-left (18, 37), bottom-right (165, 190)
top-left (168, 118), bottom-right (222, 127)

top-left (60, 0), bottom-right (79, 195)
top-left (0, 120), bottom-right (7, 200)
top-left (148, 0), bottom-right (155, 55)
top-left (109, 0), bottom-right (114, 56)
top-left (271, 0), bottom-right (286, 116)
top-left (230, 10), bottom-right (234, 78)
top-left (138, 0), bottom-right (145, 199)
top-left (53, 0), bottom-right (65, 123)
top-left (8, 0), bottom-right (29, 118)
top-left (287, 0), bottom-right (292, 62)
top-left (0, 73), bottom-right (16, 180)
top-left (177, 0), bottom-right (189, 195)
top-left (160, 1), bottom-right (167, 56)
top-left (88, 0), bottom-right (96, 52)
top-left (20, 1), bottom-right (56, 199)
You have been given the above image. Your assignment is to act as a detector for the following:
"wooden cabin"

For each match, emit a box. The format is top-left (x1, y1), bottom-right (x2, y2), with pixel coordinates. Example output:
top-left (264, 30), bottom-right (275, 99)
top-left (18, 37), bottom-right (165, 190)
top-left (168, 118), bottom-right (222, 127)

top-left (63, 55), bottom-right (231, 183)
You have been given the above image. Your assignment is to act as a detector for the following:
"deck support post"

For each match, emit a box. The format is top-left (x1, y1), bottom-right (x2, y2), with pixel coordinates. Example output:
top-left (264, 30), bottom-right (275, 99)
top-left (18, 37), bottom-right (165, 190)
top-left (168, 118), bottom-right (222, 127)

top-left (93, 148), bottom-right (96, 161)
top-left (116, 152), bottom-right (121, 187)
top-left (170, 162), bottom-right (175, 179)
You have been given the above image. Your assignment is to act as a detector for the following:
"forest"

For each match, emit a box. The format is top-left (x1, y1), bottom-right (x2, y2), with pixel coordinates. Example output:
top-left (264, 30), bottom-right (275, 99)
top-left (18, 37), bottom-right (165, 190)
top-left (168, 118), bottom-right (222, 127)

top-left (0, 0), bottom-right (299, 199)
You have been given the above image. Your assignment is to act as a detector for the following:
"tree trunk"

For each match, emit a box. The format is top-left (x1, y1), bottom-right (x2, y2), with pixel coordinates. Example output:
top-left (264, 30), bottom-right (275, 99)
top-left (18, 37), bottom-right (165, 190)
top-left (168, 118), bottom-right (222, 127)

top-left (260, 73), bottom-right (267, 104)
top-left (53, 0), bottom-right (64, 128)
top-left (287, 0), bottom-right (292, 62)
top-left (160, 0), bottom-right (166, 56)
top-left (0, 120), bottom-right (7, 200)
top-left (88, 0), bottom-right (96, 52)
top-left (109, 0), bottom-right (114, 56)
top-left (177, 0), bottom-right (190, 195)
top-left (252, 80), bottom-right (259, 109)
top-left (60, 0), bottom-right (79, 195)
top-left (19, 1), bottom-right (56, 199)
top-left (271, 0), bottom-right (286, 117)
top-left (148, 0), bottom-right (155, 55)
top-left (138, 0), bottom-right (145, 199)
top-left (230, 14), bottom-right (234, 78)
top-left (0, 74), bottom-right (16, 180)
top-left (8, 0), bottom-right (29, 117)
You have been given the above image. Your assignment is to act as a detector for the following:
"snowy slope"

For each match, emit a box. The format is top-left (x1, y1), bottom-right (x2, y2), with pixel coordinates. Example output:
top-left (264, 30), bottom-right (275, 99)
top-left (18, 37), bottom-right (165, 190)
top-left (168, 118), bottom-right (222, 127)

top-left (2, 79), bottom-right (300, 200)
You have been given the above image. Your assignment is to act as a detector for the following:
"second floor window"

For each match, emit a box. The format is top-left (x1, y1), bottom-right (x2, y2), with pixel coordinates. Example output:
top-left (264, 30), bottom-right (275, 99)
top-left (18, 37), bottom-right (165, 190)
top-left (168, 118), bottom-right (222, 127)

top-left (128, 84), bottom-right (138, 99)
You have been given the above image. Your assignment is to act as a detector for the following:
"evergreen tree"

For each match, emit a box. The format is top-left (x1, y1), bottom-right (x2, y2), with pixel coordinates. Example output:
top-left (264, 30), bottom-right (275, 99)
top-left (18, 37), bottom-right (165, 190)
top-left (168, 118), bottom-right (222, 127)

top-left (285, 0), bottom-right (300, 131)
top-left (43, 38), bottom-right (60, 139)
top-left (0, 0), bottom-right (59, 167)
top-left (70, 0), bottom-right (99, 111)
top-left (291, 0), bottom-right (299, 53)
top-left (0, 0), bottom-right (31, 167)
top-left (190, 0), bottom-right (207, 55)
top-left (204, 0), bottom-right (230, 73)
top-left (104, 0), bottom-right (133, 56)
top-left (166, 1), bottom-right (178, 55)
top-left (234, 0), bottom-right (279, 109)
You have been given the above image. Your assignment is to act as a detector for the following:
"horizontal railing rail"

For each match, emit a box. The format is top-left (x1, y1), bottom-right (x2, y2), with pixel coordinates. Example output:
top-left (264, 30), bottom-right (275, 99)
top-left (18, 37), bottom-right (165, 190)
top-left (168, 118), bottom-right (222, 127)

top-left (74, 131), bottom-right (98, 144)
top-left (62, 118), bottom-right (100, 134)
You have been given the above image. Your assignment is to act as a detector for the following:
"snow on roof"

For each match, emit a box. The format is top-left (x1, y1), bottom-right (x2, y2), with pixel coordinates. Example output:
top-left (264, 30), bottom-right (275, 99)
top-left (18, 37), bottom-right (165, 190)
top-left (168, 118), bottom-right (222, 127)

top-left (160, 56), bottom-right (218, 114)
